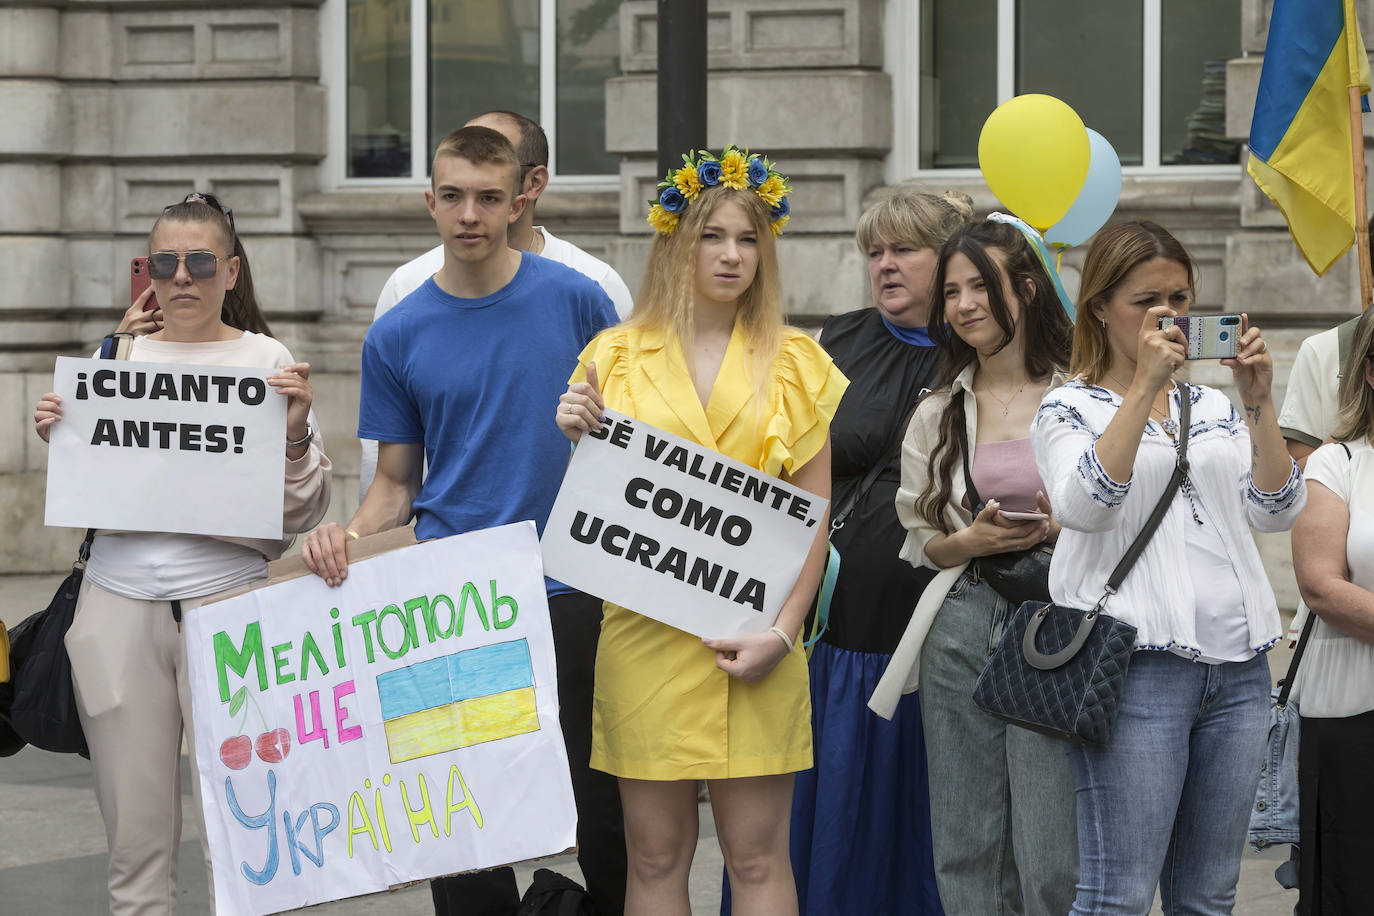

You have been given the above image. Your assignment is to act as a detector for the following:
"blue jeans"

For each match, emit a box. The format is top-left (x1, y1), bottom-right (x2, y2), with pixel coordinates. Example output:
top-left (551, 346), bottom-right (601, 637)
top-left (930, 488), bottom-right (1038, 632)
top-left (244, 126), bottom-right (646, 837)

top-left (920, 571), bottom-right (1079, 915)
top-left (1070, 650), bottom-right (1271, 915)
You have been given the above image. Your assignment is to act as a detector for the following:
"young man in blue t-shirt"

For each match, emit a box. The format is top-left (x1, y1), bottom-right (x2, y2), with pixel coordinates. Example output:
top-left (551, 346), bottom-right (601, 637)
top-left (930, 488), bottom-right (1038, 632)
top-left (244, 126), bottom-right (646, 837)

top-left (302, 125), bottom-right (625, 916)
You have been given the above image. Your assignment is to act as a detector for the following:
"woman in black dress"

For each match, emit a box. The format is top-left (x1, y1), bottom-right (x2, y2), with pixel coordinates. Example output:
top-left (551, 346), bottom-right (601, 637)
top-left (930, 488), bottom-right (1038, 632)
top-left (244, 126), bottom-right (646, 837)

top-left (788, 187), bottom-right (971, 914)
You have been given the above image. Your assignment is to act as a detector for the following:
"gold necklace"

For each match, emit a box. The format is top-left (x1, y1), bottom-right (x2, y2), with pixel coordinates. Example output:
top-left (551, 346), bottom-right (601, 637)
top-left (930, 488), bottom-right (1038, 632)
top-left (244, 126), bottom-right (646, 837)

top-left (982, 377), bottom-right (1031, 417)
top-left (1105, 371), bottom-right (1173, 429)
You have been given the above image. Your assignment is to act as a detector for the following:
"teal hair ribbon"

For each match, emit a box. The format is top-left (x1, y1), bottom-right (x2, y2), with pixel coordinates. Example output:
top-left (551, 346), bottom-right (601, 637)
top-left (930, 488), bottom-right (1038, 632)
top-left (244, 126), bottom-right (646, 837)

top-left (987, 211), bottom-right (1077, 320)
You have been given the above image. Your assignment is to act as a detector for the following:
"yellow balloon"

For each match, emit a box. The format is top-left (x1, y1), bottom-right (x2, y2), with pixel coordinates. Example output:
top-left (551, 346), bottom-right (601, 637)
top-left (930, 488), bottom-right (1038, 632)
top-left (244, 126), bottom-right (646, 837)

top-left (978, 95), bottom-right (1091, 232)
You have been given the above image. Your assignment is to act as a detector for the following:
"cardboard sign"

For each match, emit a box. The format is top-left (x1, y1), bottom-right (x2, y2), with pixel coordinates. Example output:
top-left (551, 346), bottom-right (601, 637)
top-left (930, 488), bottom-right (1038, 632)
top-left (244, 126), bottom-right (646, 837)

top-left (185, 522), bottom-right (576, 916)
top-left (541, 409), bottom-right (827, 638)
top-left (44, 356), bottom-right (287, 539)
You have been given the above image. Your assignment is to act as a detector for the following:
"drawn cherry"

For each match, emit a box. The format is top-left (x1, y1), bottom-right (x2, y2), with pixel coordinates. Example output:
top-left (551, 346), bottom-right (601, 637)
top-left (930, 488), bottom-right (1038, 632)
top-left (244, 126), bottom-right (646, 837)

top-left (255, 728), bottom-right (291, 764)
top-left (219, 735), bottom-right (253, 770)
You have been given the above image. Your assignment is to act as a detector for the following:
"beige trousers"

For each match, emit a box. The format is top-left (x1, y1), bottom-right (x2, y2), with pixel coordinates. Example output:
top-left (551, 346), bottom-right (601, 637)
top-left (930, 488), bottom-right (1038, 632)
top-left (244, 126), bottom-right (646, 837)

top-left (65, 577), bottom-right (215, 916)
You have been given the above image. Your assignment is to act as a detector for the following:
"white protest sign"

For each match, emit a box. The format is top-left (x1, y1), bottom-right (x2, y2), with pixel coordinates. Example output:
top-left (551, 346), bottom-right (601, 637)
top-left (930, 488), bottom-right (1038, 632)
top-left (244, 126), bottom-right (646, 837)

top-left (184, 522), bottom-right (576, 916)
top-left (44, 356), bottom-right (287, 539)
top-left (541, 409), bottom-right (827, 638)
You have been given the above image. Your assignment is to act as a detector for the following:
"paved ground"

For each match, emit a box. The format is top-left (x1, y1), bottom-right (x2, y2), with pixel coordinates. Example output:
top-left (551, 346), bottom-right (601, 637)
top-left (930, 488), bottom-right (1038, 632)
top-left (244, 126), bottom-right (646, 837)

top-left (0, 573), bottom-right (1298, 914)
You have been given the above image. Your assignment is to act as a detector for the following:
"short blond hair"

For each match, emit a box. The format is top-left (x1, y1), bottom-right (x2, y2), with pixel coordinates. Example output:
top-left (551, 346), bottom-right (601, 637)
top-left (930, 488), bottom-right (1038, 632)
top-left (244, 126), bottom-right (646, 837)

top-left (855, 187), bottom-right (974, 253)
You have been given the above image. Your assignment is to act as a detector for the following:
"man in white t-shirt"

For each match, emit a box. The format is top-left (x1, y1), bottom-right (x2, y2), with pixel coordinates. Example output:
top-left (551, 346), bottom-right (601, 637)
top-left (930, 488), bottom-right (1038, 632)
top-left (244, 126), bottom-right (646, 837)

top-left (1280, 314), bottom-right (1361, 468)
top-left (360, 110), bottom-right (633, 498)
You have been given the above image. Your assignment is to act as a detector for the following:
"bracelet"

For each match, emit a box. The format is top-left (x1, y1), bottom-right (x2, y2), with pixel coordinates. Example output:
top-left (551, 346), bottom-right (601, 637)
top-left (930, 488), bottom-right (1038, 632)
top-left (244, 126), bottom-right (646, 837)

top-left (768, 626), bottom-right (794, 651)
top-left (345, 529), bottom-right (361, 541)
top-left (286, 423), bottom-right (314, 450)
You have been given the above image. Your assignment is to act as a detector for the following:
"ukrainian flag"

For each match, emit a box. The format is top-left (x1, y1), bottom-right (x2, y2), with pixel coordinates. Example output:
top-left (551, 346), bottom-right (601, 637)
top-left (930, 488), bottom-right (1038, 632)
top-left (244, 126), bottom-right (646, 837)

top-left (377, 639), bottom-right (540, 764)
top-left (1249, 0), bottom-right (1370, 275)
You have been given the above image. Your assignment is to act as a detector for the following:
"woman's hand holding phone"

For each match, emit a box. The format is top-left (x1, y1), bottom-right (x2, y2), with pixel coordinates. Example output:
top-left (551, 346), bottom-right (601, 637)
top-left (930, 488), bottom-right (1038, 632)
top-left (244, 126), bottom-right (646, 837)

top-left (1133, 305), bottom-right (1185, 395)
top-left (116, 283), bottom-right (163, 336)
top-left (1220, 313), bottom-right (1274, 407)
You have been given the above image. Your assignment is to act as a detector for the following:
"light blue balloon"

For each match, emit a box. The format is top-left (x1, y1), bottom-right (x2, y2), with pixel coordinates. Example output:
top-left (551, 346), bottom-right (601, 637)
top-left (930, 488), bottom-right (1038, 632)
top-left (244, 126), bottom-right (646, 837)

top-left (1045, 128), bottom-right (1122, 248)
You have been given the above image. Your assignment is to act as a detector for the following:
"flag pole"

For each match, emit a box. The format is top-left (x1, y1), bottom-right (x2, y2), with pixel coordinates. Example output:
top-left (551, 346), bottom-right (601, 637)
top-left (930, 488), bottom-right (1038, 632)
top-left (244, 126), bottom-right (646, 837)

top-left (1350, 84), bottom-right (1372, 310)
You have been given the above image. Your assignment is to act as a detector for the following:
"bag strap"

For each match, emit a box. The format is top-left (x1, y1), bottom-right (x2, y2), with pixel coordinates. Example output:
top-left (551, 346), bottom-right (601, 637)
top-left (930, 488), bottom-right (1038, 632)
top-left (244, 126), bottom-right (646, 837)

top-left (831, 392), bottom-right (927, 533)
top-left (1276, 438), bottom-right (1353, 707)
top-left (1100, 380), bottom-right (1191, 599)
top-left (1276, 609), bottom-right (1316, 709)
top-left (954, 397), bottom-right (983, 512)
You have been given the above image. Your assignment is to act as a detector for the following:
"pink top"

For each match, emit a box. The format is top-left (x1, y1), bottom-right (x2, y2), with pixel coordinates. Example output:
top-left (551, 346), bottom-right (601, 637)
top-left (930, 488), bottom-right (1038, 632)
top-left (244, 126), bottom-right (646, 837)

top-left (970, 437), bottom-right (1045, 514)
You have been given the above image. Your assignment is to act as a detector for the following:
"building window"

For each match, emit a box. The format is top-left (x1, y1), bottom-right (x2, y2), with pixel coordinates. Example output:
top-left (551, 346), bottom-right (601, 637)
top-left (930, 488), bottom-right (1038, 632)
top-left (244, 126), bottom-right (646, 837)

top-left (913, 0), bottom-right (1241, 171)
top-left (344, 0), bottom-right (620, 181)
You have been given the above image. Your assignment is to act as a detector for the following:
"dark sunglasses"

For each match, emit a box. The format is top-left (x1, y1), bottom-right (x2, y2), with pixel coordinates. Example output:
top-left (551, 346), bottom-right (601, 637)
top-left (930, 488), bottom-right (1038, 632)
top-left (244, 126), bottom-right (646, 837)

top-left (148, 250), bottom-right (229, 280)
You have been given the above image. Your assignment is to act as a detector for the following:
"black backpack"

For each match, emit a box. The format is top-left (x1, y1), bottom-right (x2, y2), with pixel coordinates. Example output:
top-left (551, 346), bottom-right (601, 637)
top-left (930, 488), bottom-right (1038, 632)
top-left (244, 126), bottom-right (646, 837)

top-left (514, 869), bottom-right (595, 916)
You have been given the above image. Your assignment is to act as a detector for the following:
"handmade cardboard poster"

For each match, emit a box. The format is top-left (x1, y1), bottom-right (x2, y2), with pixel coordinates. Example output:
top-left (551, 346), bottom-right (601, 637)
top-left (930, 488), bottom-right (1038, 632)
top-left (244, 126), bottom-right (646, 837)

top-left (541, 409), bottom-right (828, 638)
top-left (184, 523), bottom-right (576, 916)
top-left (44, 356), bottom-right (286, 539)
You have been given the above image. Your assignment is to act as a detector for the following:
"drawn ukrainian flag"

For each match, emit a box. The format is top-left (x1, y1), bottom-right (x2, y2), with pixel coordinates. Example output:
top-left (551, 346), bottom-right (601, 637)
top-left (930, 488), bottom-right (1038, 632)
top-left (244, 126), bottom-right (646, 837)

top-left (377, 639), bottom-right (540, 764)
top-left (1249, 0), bottom-right (1370, 275)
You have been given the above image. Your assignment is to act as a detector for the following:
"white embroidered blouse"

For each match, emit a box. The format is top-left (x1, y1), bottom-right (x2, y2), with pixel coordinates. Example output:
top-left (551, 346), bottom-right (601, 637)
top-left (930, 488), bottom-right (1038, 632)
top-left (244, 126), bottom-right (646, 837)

top-left (1031, 378), bottom-right (1305, 656)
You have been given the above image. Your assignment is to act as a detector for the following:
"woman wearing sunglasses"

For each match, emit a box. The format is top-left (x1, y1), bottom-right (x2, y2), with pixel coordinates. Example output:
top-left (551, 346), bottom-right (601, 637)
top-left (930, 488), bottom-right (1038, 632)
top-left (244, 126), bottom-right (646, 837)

top-left (32, 192), bottom-right (332, 914)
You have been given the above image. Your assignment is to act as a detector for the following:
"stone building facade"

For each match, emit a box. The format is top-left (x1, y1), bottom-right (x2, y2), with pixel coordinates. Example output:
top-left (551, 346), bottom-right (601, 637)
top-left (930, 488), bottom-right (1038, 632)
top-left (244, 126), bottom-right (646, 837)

top-left (2, 0), bottom-right (1365, 607)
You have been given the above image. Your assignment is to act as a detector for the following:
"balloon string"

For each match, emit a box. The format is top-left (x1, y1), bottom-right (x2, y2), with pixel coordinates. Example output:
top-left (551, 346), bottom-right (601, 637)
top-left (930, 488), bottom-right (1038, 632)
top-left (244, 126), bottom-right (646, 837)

top-left (1056, 249), bottom-right (1064, 272)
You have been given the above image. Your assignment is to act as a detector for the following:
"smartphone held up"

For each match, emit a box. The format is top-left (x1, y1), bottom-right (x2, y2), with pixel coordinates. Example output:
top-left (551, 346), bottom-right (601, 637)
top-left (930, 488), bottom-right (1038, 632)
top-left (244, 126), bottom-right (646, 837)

top-left (130, 257), bottom-right (159, 312)
top-left (1156, 314), bottom-right (1241, 360)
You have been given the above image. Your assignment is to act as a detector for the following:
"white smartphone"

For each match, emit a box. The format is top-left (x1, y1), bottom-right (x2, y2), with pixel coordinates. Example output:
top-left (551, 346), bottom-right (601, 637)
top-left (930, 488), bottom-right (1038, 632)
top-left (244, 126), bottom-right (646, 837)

top-left (999, 510), bottom-right (1049, 521)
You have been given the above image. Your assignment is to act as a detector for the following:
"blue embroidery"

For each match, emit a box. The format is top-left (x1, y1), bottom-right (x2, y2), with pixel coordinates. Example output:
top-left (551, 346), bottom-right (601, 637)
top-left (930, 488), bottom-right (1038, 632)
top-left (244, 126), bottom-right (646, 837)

top-left (1077, 447), bottom-right (1130, 508)
top-left (1248, 460), bottom-right (1303, 515)
top-left (1037, 399), bottom-right (1092, 433)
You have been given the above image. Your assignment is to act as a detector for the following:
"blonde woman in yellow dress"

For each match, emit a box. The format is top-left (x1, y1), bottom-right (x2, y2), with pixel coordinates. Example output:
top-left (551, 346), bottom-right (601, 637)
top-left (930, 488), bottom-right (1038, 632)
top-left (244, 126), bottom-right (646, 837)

top-left (556, 148), bottom-right (847, 916)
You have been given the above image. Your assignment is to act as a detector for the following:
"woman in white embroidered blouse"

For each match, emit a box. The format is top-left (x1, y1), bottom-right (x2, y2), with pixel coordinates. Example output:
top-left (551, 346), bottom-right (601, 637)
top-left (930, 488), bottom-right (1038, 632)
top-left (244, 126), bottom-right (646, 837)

top-left (1031, 221), bottom-right (1303, 915)
top-left (1291, 307), bottom-right (1374, 911)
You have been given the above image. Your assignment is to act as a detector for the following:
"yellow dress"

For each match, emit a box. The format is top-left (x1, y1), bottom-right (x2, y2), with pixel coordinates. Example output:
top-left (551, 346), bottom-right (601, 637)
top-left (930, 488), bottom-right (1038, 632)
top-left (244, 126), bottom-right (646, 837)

top-left (571, 322), bottom-right (849, 780)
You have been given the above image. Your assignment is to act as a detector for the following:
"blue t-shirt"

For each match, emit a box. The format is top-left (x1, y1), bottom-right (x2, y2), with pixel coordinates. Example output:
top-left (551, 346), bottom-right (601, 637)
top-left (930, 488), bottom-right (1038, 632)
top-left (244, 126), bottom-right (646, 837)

top-left (358, 252), bottom-right (617, 594)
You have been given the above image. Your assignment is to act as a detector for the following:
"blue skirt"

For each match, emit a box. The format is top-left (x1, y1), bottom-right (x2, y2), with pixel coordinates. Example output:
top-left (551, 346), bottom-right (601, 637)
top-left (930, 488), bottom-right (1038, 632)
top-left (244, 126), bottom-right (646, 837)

top-left (721, 641), bottom-right (944, 915)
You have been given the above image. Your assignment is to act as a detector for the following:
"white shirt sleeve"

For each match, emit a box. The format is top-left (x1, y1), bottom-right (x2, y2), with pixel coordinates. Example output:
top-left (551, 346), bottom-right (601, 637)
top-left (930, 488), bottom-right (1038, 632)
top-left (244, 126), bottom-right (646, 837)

top-left (599, 267), bottom-right (634, 320)
top-left (1279, 333), bottom-right (1332, 447)
top-left (1032, 388), bottom-right (1132, 533)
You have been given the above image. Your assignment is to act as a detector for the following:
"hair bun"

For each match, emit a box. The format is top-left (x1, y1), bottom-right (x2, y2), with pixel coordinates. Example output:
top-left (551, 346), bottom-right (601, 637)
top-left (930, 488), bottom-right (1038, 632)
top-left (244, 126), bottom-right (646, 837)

top-left (942, 190), bottom-right (975, 220)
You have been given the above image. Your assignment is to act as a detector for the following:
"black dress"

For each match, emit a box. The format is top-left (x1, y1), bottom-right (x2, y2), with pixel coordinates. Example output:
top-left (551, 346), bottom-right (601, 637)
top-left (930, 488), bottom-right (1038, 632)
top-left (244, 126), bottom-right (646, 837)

top-left (789, 307), bottom-right (945, 914)
top-left (820, 307), bottom-right (942, 651)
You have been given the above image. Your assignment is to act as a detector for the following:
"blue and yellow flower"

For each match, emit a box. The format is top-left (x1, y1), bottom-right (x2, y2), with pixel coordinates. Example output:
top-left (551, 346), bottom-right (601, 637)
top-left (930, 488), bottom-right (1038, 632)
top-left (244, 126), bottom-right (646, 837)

top-left (720, 148), bottom-right (749, 189)
top-left (697, 157), bottom-right (723, 187)
top-left (746, 157), bottom-right (770, 187)
top-left (646, 147), bottom-right (793, 237)
top-left (673, 166), bottom-right (702, 201)
top-left (647, 203), bottom-right (680, 236)
top-left (659, 186), bottom-right (687, 213)
top-left (755, 175), bottom-right (786, 207)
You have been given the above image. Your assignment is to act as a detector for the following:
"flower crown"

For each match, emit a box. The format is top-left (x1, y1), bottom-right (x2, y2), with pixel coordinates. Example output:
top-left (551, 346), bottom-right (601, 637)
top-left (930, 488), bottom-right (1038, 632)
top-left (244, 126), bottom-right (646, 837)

top-left (647, 146), bottom-right (793, 238)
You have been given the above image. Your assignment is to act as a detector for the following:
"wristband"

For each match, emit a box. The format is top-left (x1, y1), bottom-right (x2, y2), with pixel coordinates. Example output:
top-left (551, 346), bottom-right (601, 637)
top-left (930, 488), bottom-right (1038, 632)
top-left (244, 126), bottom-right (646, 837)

top-left (286, 423), bottom-right (314, 450)
top-left (345, 529), bottom-right (361, 541)
top-left (768, 626), bottom-right (794, 651)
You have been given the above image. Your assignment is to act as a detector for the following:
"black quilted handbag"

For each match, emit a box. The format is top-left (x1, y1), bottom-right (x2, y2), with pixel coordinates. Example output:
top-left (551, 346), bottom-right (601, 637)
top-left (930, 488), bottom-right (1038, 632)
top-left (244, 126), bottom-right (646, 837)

top-left (972, 382), bottom-right (1190, 746)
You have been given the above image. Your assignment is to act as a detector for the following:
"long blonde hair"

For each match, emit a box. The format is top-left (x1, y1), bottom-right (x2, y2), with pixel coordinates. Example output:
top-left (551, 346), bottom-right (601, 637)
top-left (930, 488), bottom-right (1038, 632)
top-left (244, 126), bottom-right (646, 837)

top-left (629, 184), bottom-right (785, 396)
top-left (1072, 220), bottom-right (1196, 385)
top-left (1334, 308), bottom-right (1374, 443)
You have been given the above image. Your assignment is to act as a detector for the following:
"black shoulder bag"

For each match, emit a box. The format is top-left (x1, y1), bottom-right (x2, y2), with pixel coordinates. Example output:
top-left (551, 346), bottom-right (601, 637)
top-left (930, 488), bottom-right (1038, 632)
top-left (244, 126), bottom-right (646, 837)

top-left (955, 397), bottom-right (1053, 606)
top-left (971, 381), bottom-right (1191, 746)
